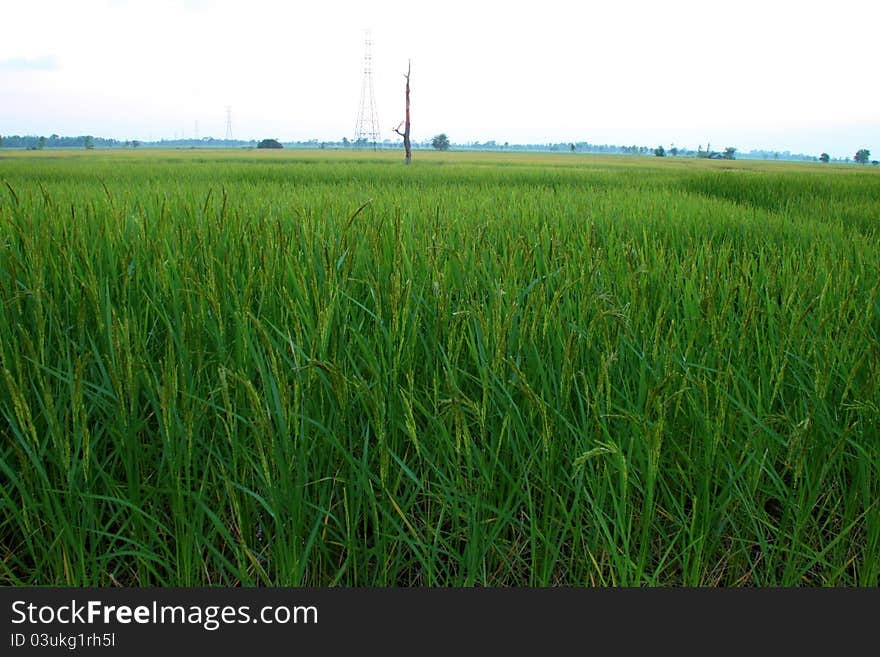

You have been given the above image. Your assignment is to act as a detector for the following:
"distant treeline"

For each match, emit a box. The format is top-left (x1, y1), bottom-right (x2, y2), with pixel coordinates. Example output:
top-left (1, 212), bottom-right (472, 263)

top-left (0, 133), bottom-right (847, 163)
top-left (0, 134), bottom-right (123, 149)
top-left (448, 141), bottom-right (838, 163)
top-left (0, 135), bottom-right (256, 149)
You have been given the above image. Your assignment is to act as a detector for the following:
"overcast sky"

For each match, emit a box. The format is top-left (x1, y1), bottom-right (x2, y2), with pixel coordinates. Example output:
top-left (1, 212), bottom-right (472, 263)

top-left (1, 0), bottom-right (878, 157)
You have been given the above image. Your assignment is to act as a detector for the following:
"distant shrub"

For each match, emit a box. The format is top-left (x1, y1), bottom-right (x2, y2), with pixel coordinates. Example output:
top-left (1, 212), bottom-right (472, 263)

top-left (257, 138), bottom-right (283, 149)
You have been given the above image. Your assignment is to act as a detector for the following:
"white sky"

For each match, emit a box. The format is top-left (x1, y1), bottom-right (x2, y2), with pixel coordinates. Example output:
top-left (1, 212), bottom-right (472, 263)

top-left (1, 0), bottom-right (878, 158)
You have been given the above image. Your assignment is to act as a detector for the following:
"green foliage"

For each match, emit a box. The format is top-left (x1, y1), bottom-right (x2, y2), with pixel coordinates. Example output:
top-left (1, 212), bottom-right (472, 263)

top-left (855, 148), bottom-right (871, 164)
top-left (257, 138), bottom-right (283, 149)
top-left (820, 153), bottom-right (830, 163)
top-left (0, 150), bottom-right (878, 586)
top-left (654, 146), bottom-right (666, 157)
top-left (431, 133), bottom-right (450, 150)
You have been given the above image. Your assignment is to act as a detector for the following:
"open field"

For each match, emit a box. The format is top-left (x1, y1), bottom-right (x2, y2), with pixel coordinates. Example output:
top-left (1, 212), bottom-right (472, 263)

top-left (1, 149), bottom-right (878, 586)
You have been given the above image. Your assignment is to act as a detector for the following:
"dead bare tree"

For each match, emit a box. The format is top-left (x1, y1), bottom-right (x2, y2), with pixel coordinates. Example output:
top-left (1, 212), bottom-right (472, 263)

top-left (392, 60), bottom-right (411, 165)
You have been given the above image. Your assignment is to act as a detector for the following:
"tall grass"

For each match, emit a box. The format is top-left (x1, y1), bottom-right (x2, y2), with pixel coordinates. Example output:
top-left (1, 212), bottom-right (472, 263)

top-left (1, 150), bottom-right (878, 586)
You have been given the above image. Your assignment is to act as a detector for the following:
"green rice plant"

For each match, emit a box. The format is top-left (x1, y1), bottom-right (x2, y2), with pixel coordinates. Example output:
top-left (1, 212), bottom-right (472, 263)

top-left (0, 149), bottom-right (877, 586)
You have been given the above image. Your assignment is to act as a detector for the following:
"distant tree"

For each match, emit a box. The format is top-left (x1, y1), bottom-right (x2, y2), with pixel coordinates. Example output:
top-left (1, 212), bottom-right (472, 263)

top-left (431, 133), bottom-right (450, 150)
top-left (722, 147), bottom-right (736, 160)
top-left (131, 140), bottom-right (140, 148)
top-left (569, 143), bottom-right (576, 152)
top-left (854, 148), bottom-right (870, 164)
top-left (654, 145), bottom-right (666, 157)
top-left (342, 137), bottom-right (350, 148)
top-left (83, 135), bottom-right (95, 150)
top-left (873, 161), bottom-right (879, 166)
top-left (0, 135), bottom-right (3, 147)
top-left (669, 146), bottom-right (679, 157)
top-left (819, 152), bottom-right (830, 163)
top-left (38, 136), bottom-right (47, 149)
top-left (256, 138), bottom-right (283, 149)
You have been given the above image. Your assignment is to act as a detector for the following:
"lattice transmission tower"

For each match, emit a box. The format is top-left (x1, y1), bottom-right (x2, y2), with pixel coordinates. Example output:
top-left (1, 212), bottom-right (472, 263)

top-left (225, 106), bottom-right (233, 141)
top-left (354, 30), bottom-right (380, 149)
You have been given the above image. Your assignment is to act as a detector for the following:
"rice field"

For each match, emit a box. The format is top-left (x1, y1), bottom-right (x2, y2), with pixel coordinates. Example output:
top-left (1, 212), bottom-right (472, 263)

top-left (1, 148), bottom-right (878, 586)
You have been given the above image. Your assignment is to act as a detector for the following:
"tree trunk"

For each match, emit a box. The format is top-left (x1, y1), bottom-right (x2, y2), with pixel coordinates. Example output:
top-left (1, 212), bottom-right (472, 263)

top-left (394, 60), bottom-right (412, 165)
